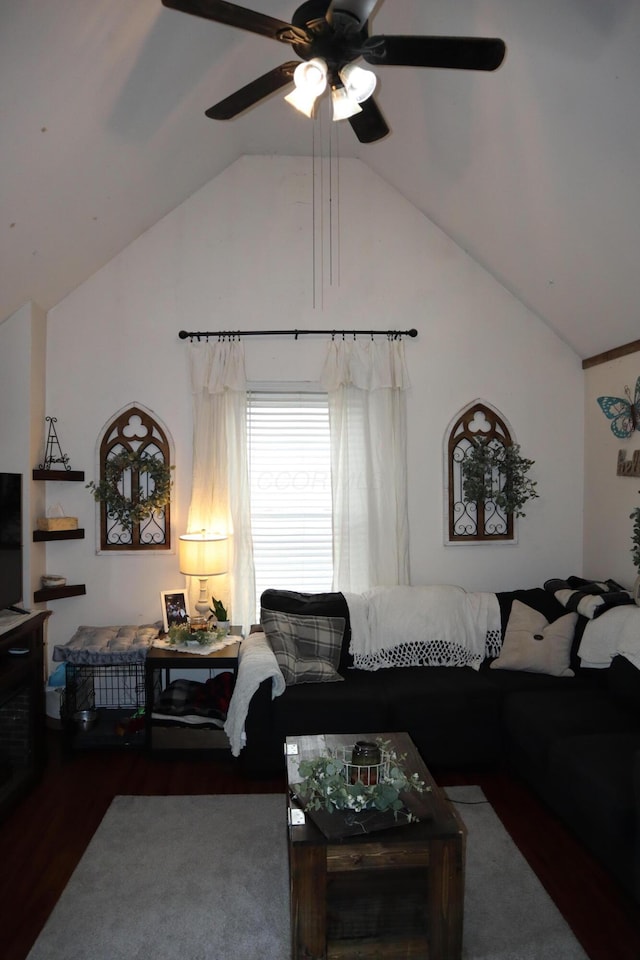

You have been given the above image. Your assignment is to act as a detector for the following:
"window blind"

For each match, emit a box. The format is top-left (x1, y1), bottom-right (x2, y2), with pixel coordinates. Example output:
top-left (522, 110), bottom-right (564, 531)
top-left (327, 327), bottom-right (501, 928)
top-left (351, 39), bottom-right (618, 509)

top-left (247, 392), bottom-right (333, 605)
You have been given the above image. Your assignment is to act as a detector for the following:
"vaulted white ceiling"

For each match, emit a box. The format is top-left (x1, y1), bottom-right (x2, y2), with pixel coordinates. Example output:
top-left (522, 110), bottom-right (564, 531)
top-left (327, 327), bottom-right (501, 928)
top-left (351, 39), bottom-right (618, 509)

top-left (2, 0), bottom-right (638, 359)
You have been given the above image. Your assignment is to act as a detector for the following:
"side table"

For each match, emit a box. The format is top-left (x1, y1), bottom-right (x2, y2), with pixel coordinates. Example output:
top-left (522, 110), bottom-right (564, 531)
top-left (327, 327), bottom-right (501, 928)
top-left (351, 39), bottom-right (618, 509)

top-left (145, 639), bottom-right (240, 753)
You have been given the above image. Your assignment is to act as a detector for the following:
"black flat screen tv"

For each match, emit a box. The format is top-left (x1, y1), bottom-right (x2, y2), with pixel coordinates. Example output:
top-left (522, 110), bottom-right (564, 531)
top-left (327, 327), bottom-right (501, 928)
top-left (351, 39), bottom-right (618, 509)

top-left (0, 473), bottom-right (23, 612)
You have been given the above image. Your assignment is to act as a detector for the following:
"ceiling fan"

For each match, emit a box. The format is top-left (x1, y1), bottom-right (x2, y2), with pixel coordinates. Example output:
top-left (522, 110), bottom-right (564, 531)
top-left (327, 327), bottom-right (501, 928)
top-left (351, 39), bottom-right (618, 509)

top-left (161, 0), bottom-right (506, 143)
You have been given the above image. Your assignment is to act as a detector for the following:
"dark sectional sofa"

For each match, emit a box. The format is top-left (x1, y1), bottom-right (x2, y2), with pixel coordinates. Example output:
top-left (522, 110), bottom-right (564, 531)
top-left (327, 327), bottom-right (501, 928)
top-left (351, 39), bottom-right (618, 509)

top-left (240, 586), bottom-right (640, 903)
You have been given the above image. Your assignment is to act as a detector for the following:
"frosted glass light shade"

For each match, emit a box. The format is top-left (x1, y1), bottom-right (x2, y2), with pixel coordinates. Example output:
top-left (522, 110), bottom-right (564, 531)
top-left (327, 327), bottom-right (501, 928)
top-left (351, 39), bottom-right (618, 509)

top-left (339, 63), bottom-right (377, 103)
top-left (284, 58), bottom-right (327, 117)
top-left (295, 58), bottom-right (328, 95)
top-left (284, 86), bottom-right (319, 118)
top-left (179, 534), bottom-right (227, 577)
top-left (331, 85), bottom-right (362, 121)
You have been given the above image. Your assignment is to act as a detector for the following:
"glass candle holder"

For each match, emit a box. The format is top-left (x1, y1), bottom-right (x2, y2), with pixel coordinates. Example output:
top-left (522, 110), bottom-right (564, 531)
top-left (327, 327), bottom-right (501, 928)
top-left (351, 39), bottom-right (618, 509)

top-left (350, 740), bottom-right (381, 785)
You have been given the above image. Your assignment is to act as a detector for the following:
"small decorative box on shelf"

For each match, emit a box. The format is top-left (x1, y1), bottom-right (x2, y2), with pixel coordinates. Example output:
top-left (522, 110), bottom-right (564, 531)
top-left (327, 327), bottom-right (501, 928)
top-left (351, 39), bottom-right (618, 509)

top-left (36, 516), bottom-right (78, 532)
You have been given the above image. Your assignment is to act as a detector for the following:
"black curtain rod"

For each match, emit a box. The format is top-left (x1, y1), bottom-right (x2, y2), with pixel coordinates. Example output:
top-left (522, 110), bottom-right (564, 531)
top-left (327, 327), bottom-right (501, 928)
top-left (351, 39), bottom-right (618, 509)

top-left (179, 328), bottom-right (418, 341)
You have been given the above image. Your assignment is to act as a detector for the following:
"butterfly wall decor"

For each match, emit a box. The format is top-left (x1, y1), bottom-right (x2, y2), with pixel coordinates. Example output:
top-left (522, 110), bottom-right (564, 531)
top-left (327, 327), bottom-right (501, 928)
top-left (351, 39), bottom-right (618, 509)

top-left (597, 376), bottom-right (640, 438)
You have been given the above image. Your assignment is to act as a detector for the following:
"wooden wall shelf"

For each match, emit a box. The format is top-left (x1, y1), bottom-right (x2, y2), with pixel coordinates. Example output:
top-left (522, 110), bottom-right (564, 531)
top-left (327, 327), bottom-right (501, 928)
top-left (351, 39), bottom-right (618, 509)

top-left (32, 469), bottom-right (85, 482)
top-left (32, 467), bottom-right (87, 603)
top-left (33, 528), bottom-right (85, 542)
top-left (34, 584), bottom-right (86, 603)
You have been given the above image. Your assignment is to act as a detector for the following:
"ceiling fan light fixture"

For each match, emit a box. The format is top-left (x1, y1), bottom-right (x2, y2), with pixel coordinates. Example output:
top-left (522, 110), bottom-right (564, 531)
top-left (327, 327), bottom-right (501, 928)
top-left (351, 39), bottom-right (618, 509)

top-left (331, 85), bottom-right (362, 121)
top-left (285, 57), bottom-right (328, 116)
top-left (284, 85), bottom-right (319, 117)
top-left (339, 63), bottom-right (377, 103)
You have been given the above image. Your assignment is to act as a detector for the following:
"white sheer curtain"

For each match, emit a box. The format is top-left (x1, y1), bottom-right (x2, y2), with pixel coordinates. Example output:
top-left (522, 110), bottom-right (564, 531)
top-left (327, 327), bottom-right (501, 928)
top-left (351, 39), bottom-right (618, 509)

top-left (187, 341), bottom-right (255, 634)
top-left (321, 338), bottom-right (411, 592)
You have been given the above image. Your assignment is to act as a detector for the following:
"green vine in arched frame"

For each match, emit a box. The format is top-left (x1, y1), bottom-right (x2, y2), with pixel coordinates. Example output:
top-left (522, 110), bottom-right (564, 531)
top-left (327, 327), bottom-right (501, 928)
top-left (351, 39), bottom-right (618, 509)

top-left (461, 437), bottom-right (539, 519)
top-left (87, 449), bottom-right (173, 527)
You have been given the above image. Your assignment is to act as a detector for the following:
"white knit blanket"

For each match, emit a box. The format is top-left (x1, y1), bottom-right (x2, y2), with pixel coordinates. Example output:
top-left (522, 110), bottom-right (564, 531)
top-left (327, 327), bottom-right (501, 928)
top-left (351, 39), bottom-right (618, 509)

top-left (345, 585), bottom-right (502, 671)
top-left (224, 631), bottom-right (285, 756)
top-left (578, 604), bottom-right (640, 669)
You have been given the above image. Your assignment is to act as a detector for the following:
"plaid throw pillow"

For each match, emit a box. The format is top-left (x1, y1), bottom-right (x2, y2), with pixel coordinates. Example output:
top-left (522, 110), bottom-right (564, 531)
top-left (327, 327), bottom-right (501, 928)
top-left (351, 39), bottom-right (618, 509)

top-left (260, 608), bottom-right (345, 685)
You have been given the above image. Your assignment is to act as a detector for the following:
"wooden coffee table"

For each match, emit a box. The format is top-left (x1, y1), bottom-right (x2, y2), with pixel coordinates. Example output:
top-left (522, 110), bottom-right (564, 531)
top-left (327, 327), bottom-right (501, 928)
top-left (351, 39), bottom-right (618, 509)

top-left (286, 731), bottom-right (466, 960)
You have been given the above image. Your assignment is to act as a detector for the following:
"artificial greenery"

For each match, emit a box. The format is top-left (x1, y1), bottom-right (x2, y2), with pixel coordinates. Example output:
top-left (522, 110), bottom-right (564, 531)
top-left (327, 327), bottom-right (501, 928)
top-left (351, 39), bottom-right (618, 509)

top-left (87, 449), bottom-right (173, 526)
top-left (461, 437), bottom-right (539, 518)
top-left (167, 624), bottom-right (218, 646)
top-left (630, 496), bottom-right (640, 570)
top-left (296, 740), bottom-right (428, 816)
top-left (210, 596), bottom-right (229, 622)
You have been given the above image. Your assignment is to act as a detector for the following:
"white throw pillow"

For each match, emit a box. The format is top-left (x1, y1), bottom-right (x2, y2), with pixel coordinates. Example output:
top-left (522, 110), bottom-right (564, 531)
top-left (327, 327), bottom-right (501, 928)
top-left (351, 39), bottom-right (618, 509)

top-left (490, 600), bottom-right (577, 677)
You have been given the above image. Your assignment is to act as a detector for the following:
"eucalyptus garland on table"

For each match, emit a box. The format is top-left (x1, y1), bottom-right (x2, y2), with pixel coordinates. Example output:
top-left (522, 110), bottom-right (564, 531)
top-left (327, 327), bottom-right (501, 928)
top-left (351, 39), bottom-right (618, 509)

top-left (167, 624), bottom-right (217, 647)
top-left (87, 449), bottom-right (173, 526)
top-left (461, 437), bottom-right (539, 518)
top-left (296, 741), bottom-right (428, 816)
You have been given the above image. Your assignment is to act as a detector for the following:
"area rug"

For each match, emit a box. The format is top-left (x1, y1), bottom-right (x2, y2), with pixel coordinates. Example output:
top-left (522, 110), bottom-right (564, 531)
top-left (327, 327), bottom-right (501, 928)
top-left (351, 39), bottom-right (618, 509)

top-left (27, 786), bottom-right (588, 960)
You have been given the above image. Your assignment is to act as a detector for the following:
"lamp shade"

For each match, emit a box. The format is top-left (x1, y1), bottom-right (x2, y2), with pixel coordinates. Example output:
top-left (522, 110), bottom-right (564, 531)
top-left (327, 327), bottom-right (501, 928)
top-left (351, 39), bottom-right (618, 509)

top-left (294, 58), bottom-right (328, 95)
top-left (331, 85), bottom-right (362, 121)
top-left (284, 57), bottom-right (327, 117)
top-left (179, 533), bottom-right (227, 577)
top-left (339, 63), bottom-right (377, 103)
top-left (284, 85), bottom-right (319, 118)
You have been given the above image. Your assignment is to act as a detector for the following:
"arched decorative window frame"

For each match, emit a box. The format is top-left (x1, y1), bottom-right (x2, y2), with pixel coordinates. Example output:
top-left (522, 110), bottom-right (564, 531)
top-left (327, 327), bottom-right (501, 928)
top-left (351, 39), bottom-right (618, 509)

top-left (94, 402), bottom-right (175, 555)
top-left (443, 400), bottom-right (519, 546)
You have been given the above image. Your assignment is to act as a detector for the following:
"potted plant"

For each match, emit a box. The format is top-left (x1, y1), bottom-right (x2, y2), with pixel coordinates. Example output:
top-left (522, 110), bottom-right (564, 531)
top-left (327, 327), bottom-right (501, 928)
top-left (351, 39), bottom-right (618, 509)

top-left (461, 437), bottom-right (539, 518)
top-left (209, 596), bottom-right (230, 631)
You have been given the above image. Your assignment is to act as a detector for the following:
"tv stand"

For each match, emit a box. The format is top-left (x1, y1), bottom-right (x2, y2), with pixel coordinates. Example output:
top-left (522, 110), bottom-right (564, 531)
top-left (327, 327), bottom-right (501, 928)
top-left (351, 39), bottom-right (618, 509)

top-left (0, 610), bottom-right (50, 820)
top-left (8, 605), bottom-right (30, 616)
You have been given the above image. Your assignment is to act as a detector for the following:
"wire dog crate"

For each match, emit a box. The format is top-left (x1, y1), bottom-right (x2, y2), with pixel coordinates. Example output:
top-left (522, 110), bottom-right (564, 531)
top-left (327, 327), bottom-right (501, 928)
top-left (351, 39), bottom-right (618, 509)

top-left (62, 662), bottom-right (147, 749)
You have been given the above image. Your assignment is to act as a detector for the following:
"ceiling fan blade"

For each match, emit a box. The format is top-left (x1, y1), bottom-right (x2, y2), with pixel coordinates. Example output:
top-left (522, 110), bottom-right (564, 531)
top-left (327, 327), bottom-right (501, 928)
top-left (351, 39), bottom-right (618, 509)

top-left (326, 0), bottom-right (379, 31)
top-left (161, 0), bottom-right (308, 44)
top-left (363, 35), bottom-right (506, 71)
top-left (205, 62), bottom-right (298, 119)
top-left (348, 96), bottom-right (389, 143)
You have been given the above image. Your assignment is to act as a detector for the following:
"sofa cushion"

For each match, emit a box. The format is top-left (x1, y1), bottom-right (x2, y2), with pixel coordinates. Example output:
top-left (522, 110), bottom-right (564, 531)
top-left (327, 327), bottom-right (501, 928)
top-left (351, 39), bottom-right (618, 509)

top-left (547, 733), bottom-right (640, 895)
top-left (495, 588), bottom-right (566, 633)
top-left (260, 589), bottom-right (353, 672)
top-left (607, 654), bottom-right (640, 710)
top-left (380, 666), bottom-right (503, 767)
top-left (261, 608), bottom-right (345, 685)
top-left (490, 601), bottom-right (577, 677)
top-left (271, 680), bottom-right (390, 738)
top-left (504, 688), bottom-right (633, 775)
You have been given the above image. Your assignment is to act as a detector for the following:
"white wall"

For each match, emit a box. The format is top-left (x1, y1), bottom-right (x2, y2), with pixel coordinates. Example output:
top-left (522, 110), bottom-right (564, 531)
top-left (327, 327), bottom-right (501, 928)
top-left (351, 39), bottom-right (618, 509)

top-left (584, 352), bottom-right (640, 587)
top-left (0, 301), bottom-right (47, 615)
top-left (11, 156), bottom-right (584, 665)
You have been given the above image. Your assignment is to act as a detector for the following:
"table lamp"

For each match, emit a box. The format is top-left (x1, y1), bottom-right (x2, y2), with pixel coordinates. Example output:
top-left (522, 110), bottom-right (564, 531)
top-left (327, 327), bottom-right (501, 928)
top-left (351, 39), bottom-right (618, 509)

top-left (179, 531), bottom-right (228, 619)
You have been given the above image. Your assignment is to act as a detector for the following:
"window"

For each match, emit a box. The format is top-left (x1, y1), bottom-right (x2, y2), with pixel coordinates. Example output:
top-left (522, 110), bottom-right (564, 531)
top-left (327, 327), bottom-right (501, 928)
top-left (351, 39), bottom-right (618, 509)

top-left (247, 392), bottom-right (333, 601)
top-left (447, 402), bottom-right (515, 542)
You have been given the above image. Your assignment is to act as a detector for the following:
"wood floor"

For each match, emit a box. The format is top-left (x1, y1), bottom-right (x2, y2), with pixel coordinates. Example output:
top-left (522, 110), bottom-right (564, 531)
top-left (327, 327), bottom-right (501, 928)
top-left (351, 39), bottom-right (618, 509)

top-left (1, 732), bottom-right (639, 960)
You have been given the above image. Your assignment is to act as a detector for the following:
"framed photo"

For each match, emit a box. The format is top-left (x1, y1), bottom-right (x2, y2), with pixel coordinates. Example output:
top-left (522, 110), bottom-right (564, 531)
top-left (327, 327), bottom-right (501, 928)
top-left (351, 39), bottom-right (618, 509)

top-left (160, 589), bottom-right (190, 633)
